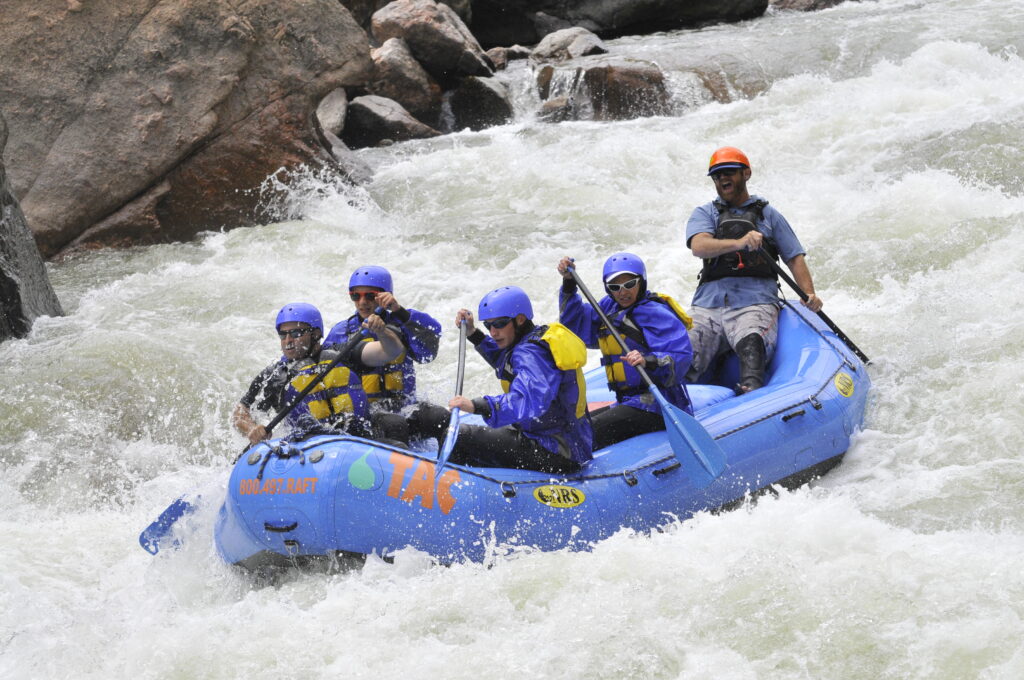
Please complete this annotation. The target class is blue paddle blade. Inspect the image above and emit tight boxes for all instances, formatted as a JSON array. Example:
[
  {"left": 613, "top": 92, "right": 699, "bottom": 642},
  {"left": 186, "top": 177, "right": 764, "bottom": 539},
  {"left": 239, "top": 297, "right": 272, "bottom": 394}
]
[
  {"left": 657, "top": 395, "right": 727, "bottom": 489},
  {"left": 434, "top": 408, "right": 461, "bottom": 478},
  {"left": 139, "top": 495, "right": 198, "bottom": 555}
]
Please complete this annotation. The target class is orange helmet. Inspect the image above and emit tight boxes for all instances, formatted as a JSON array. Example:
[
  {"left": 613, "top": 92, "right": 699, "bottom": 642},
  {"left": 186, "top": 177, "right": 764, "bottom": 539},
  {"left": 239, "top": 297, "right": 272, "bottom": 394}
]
[{"left": 707, "top": 147, "right": 751, "bottom": 176}]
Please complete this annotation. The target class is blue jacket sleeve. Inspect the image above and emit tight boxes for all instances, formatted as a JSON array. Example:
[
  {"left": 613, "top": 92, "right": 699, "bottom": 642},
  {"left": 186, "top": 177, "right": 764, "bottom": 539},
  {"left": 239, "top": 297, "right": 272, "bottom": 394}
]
[
  {"left": 558, "top": 284, "right": 602, "bottom": 348},
  {"left": 632, "top": 302, "right": 693, "bottom": 387},
  {"left": 482, "top": 343, "right": 561, "bottom": 429},
  {"left": 392, "top": 307, "right": 441, "bottom": 363}
]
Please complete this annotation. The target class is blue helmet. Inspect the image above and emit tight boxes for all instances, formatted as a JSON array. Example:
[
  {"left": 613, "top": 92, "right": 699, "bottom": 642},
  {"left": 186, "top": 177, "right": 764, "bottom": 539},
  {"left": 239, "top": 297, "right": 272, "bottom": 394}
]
[
  {"left": 478, "top": 285, "right": 533, "bottom": 321},
  {"left": 603, "top": 252, "right": 646, "bottom": 283},
  {"left": 275, "top": 302, "right": 323, "bottom": 336},
  {"left": 349, "top": 265, "right": 393, "bottom": 292}
]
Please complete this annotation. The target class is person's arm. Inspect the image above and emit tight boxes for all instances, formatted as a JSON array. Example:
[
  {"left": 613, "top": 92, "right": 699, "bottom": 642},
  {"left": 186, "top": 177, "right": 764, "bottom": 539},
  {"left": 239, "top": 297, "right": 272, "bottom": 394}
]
[
  {"left": 376, "top": 293, "right": 442, "bottom": 362},
  {"left": 784, "top": 254, "right": 823, "bottom": 312},
  {"left": 479, "top": 345, "right": 560, "bottom": 428},
  {"left": 356, "top": 314, "right": 406, "bottom": 366},
  {"left": 623, "top": 305, "right": 693, "bottom": 384},
  {"left": 231, "top": 403, "right": 269, "bottom": 445},
  {"left": 557, "top": 255, "right": 602, "bottom": 347},
  {"left": 689, "top": 231, "right": 764, "bottom": 258}
]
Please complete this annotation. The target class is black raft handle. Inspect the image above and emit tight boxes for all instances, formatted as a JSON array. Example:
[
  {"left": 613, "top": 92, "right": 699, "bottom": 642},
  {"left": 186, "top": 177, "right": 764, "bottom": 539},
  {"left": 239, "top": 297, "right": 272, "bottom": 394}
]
[
  {"left": 264, "top": 521, "right": 298, "bottom": 533},
  {"left": 652, "top": 461, "right": 682, "bottom": 477}
]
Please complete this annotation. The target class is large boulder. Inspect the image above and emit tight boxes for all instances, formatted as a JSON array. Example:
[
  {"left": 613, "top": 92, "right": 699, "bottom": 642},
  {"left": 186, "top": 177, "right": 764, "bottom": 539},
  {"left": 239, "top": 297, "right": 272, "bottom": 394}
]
[
  {"left": 341, "top": 95, "right": 442, "bottom": 148},
  {"left": 535, "top": 59, "right": 671, "bottom": 122},
  {"left": 369, "top": 38, "right": 444, "bottom": 127},
  {"left": 530, "top": 27, "right": 608, "bottom": 62},
  {"left": 1, "top": 113, "right": 62, "bottom": 342},
  {"left": 371, "top": 0, "right": 493, "bottom": 84},
  {"left": 448, "top": 77, "right": 514, "bottom": 131},
  {"left": 0, "top": 0, "right": 373, "bottom": 257},
  {"left": 470, "top": 0, "right": 769, "bottom": 48}
]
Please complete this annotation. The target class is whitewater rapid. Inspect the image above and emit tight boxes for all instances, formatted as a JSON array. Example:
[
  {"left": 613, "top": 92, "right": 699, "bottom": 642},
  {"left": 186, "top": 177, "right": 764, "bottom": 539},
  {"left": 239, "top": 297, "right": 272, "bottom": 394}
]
[{"left": 2, "top": 0, "right": 1023, "bottom": 677}]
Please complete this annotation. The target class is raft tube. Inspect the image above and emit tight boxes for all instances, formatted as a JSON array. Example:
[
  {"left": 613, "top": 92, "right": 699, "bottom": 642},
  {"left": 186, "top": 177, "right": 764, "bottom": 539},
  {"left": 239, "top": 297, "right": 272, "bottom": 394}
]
[{"left": 215, "top": 303, "right": 869, "bottom": 569}]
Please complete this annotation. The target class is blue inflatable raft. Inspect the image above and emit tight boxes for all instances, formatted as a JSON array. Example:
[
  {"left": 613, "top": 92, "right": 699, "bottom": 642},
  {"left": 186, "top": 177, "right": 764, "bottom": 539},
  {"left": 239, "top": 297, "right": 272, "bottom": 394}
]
[{"left": 215, "top": 302, "right": 869, "bottom": 569}]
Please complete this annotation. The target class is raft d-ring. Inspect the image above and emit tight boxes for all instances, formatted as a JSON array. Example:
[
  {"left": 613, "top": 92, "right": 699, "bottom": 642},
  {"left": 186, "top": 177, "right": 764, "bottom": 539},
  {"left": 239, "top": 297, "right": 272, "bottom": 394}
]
[
  {"left": 810, "top": 396, "right": 823, "bottom": 410},
  {"left": 622, "top": 471, "right": 639, "bottom": 487},
  {"left": 500, "top": 481, "right": 517, "bottom": 498}
]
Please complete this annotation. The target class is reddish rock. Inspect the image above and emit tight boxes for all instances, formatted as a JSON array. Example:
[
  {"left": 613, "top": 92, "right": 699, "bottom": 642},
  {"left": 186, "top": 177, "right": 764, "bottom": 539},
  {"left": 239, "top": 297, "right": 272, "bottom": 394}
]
[
  {"left": 372, "top": 0, "right": 493, "bottom": 84},
  {"left": 582, "top": 61, "right": 671, "bottom": 121},
  {"left": 370, "top": 38, "right": 444, "bottom": 127},
  {"left": 1, "top": 0, "right": 373, "bottom": 257}
]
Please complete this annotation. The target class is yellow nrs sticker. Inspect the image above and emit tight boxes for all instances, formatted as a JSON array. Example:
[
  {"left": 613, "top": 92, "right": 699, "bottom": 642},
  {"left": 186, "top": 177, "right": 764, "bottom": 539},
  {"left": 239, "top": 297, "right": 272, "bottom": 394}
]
[
  {"left": 533, "top": 485, "right": 585, "bottom": 508},
  {"left": 835, "top": 372, "right": 855, "bottom": 398}
]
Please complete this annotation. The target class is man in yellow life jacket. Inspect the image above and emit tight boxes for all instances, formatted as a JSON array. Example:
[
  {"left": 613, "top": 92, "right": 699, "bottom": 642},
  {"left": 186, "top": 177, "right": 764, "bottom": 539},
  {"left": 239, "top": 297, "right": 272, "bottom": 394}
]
[
  {"left": 407, "top": 286, "right": 593, "bottom": 473},
  {"left": 232, "top": 302, "right": 405, "bottom": 445},
  {"left": 558, "top": 253, "right": 694, "bottom": 450}
]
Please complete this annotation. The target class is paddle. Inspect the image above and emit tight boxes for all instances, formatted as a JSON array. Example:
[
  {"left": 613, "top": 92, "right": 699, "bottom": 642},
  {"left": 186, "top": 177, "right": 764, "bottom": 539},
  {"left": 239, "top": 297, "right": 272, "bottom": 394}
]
[
  {"left": 758, "top": 248, "right": 870, "bottom": 365},
  {"left": 569, "top": 268, "right": 726, "bottom": 488},
  {"left": 434, "top": 319, "right": 468, "bottom": 478},
  {"left": 138, "top": 325, "right": 370, "bottom": 555}
]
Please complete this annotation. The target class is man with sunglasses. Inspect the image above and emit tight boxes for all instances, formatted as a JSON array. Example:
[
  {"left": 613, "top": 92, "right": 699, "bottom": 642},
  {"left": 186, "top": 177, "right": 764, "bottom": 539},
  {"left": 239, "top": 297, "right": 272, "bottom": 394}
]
[
  {"left": 557, "top": 252, "right": 693, "bottom": 449},
  {"left": 685, "top": 146, "right": 823, "bottom": 394},
  {"left": 324, "top": 265, "right": 441, "bottom": 414},
  {"left": 407, "top": 286, "right": 593, "bottom": 473},
  {"left": 232, "top": 302, "right": 405, "bottom": 445}
]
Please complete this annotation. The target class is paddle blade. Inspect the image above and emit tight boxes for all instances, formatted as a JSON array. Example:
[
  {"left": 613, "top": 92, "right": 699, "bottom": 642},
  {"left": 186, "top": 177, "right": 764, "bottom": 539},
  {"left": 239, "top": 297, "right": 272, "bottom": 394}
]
[
  {"left": 660, "top": 401, "right": 727, "bottom": 489},
  {"left": 434, "top": 408, "right": 461, "bottom": 478},
  {"left": 138, "top": 496, "right": 198, "bottom": 555}
]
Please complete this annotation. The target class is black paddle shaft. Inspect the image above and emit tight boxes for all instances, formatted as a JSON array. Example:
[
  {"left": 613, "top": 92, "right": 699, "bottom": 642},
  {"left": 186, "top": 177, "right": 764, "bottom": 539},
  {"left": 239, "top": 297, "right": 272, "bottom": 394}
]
[
  {"left": 758, "top": 248, "right": 870, "bottom": 365},
  {"left": 568, "top": 269, "right": 659, "bottom": 390}
]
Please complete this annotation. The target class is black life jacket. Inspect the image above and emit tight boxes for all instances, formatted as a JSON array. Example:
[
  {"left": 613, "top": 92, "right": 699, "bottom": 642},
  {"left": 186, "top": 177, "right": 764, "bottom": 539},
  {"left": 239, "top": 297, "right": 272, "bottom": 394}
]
[{"left": 698, "top": 199, "right": 780, "bottom": 285}]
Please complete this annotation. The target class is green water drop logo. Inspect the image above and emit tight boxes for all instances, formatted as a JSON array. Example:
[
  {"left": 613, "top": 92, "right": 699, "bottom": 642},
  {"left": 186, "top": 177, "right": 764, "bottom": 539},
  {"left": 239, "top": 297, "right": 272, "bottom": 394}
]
[{"left": 348, "top": 452, "right": 376, "bottom": 490}]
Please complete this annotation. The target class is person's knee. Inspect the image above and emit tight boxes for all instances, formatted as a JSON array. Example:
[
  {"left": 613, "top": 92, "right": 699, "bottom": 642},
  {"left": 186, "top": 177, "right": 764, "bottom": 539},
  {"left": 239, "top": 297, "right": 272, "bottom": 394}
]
[{"left": 735, "top": 333, "right": 767, "bottom": 393}]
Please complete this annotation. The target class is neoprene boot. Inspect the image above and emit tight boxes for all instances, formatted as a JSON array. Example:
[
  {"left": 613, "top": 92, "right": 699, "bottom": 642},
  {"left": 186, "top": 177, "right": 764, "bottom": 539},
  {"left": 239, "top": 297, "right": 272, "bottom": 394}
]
[{"left": 735, "top": 333, "right": 767, "bottom": 393}]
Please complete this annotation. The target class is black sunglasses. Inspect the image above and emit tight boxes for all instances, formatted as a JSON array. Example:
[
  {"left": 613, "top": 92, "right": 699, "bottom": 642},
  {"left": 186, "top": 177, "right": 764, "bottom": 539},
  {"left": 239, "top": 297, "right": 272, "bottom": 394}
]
[
  {"left": 606, "top": 277, "right": 641, "bottom": 293},
  {"left": 483, "top": 317, "right": 513, "bottom": 330},
  {"left": 711, "top": 168, "right": 742, "bottom": 180},
  {"left": 278, "top": 327, "right": 314, "bottom": 339},
  {"left": 350, "top": 291, "right": 377, "bottom": 302}
]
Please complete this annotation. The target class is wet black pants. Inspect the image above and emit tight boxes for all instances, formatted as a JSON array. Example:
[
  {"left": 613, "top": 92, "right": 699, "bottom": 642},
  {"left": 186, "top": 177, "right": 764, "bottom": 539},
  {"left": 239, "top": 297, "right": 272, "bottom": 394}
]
[
  {"left": 408, "top": 403, "right": 580, "bottom": 475},
  {"left": 591, "top": 404, "right": 665, "bottom": 451}
]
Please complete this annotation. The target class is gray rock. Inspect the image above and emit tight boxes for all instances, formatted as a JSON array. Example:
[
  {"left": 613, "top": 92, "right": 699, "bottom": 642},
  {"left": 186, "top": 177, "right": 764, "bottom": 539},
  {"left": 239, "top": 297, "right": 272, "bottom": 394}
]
[
  {"left": 316, "top": 89, "right": 349, "bottom": 138},
  {"left": 531, "top": 27, "right": 608, "bottom": 62},
  {"left": 372, "top": 0, "right": 493, "bottom": 83},
  {"left": 535, "top": 60, "right": 670, "bottom": 122},
  {"left": 448, "top": 77, "right": 514, "bottom": 131},
  {"left": 1, "top": 114, "right": 62, "bottom": 342},
  {"left": 485, "top": 44, "right": 532, "bottom": 71},
  {"left": 342, "top": 95, "right": 442, "bottom": 148},
  {"left": 370, "top": 38, "right": 444, "bottom": 126}
]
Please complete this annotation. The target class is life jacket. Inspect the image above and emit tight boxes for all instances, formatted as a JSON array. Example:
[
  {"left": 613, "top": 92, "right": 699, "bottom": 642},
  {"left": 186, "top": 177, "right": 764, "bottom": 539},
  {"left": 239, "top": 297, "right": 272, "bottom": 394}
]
[
  {"left": 597, "top": 293, "right": 692, "bottom": 400},
  {"left": 282, "top": 348, "right": 369, "bottom": 428},
  {"left": 498, "top": 323, "right": 588, "bottom": 419},
  {"left": 698, "top": 199, "right": 779, "bottom": 285}
]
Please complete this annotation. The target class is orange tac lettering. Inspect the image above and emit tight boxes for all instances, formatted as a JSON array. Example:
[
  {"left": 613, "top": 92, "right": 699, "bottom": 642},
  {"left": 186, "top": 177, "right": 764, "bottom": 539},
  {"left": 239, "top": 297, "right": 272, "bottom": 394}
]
[
  {"left": 387, "top": 452, "right": 416, "bottom": 498},
  {"left": 436, "top": 469, "right": 461, "bottom": 515},
  {"left": 400, "top": 460, "right": 436, "bottom": 509}
]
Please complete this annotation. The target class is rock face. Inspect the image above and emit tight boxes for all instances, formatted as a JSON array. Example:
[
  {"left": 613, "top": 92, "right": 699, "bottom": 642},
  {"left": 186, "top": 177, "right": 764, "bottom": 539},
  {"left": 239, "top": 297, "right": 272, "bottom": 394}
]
[
  {"left": 0, "top": 0, "right": 373, "bottom": 257},
  {"left": 1, "top": 113, "right": 62, "bottom": 342},
  {"left": 471, "top": 0, "right": 769, "bottom": 47},
  {"left": 448, "top": 77, "right": 514, "bottom": 131}
]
